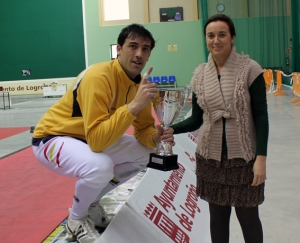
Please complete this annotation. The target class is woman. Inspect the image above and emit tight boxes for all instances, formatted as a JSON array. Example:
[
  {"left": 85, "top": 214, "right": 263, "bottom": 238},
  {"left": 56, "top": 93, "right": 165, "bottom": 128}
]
[{"left": 163, "top": 14, "right": 268, "bottom": 243}]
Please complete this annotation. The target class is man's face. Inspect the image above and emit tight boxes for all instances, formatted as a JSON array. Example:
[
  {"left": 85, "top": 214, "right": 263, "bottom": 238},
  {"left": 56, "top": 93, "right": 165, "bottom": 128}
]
[{"left": 117, "top": 35, "right": 152, "bottom": 79}]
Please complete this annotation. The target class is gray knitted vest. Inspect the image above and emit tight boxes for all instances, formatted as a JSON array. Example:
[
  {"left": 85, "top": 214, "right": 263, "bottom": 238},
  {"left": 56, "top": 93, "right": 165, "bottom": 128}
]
[{"left": 191, "top": 46, "right": 263, "bottom": 162}]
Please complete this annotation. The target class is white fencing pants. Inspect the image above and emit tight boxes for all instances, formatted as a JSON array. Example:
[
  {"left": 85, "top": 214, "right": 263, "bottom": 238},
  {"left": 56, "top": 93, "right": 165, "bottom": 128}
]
[{"left": 32, "top": 134, "right": 154, "bottom": 219}]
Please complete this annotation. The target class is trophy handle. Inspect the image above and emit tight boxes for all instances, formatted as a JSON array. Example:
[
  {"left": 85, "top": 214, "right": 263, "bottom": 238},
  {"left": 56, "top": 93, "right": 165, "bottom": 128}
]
[{"left": 183, "top": 84, "right": 191, "bottom": 103}]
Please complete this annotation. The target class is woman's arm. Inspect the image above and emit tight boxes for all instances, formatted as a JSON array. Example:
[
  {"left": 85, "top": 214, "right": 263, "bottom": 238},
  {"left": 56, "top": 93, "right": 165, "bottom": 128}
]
[
  {"left": 249, "top": 73, "right": 269, "bottom": 186},
  {"left": 161, "top": 93, "right": 203, "bottom": 143},
  {"left": 171, "top": 93, "right": 204, "bottom": 134}
]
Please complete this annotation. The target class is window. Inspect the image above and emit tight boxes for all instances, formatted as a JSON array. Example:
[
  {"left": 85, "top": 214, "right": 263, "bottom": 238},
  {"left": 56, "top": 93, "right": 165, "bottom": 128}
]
[
  {"left": 99, "top": 0, "right": 146, "bottom": 26},
  {"left": 98, "top": 0, "right": 198, "bottom": 26},
  {"left": 103, "top": 0, "right": 129, "bottom": 21}
]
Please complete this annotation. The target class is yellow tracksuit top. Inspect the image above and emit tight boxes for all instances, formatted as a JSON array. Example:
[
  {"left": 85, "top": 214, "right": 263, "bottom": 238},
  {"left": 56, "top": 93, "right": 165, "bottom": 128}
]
[{"left": 33, "top": 59, "right": 157, "bottom": 152}]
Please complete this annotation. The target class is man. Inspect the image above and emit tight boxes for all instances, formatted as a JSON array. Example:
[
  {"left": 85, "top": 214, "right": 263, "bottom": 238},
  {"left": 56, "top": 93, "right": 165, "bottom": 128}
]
[{"left": 32, "top": 24, "right": 162, "bottom": 243}]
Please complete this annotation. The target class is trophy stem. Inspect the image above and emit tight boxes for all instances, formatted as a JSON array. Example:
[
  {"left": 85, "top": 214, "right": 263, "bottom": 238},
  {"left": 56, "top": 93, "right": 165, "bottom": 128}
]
[
  {"left": 162, "top": 125, "right": 170, "bottom": 131},
  {"left": 156, "top": 137, "right": 173, "bottom": 156}
]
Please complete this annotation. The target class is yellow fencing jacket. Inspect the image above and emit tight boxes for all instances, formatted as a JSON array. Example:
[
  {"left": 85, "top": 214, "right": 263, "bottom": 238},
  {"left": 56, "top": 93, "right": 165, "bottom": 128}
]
[{"left": 33, "top": 59, "right": 157, "bottom": 152}]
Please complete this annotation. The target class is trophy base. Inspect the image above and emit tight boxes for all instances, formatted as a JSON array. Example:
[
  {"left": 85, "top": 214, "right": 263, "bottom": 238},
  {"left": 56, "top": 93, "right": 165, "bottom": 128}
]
[{"left": 147, "top": 153, "right": 179, "bottom": 171}]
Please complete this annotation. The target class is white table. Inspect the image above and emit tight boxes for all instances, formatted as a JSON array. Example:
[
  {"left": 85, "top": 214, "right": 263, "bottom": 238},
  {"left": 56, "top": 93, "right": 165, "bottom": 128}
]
[{"left": 43, "top": 84, "right": 67, "bottom": 97}]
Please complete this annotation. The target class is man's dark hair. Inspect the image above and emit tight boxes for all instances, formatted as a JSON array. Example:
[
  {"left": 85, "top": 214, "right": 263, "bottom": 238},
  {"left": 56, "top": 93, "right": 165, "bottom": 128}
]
[
  {"left": 117, "top": 24, "right": 155, "bottom": 50},
  {"left": 204, "top": 14, "right": 236, "bottom": 37}
]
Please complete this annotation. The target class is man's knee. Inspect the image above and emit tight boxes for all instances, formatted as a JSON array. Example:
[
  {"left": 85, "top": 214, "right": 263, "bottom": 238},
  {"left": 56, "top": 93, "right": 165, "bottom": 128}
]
[
  {"left": 82, "top": 156, "right": 114, "bottom": 188},
  {"left": 134, "top": 154, "right": 151, "bottom": 167},
  {"left": 131, "top": 137, "right": 155, "bottom": 166}
]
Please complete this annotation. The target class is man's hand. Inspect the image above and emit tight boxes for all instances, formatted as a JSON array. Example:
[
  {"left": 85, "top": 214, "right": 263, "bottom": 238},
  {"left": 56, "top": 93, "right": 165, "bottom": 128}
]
[
  {"left": 127, "top": 67, "right": 157, "bottom": 116},
  {"left": 251, "top": 155, "right": 267, "bottom": 186},
  {"left": 152, "top": 124, "right": 163, "bottom": 144}
]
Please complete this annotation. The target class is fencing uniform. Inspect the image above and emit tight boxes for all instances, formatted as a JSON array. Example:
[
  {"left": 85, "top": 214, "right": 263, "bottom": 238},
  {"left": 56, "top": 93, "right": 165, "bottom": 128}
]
[{"left": 32, "top": 58, "right": 157, "bottom": 219}]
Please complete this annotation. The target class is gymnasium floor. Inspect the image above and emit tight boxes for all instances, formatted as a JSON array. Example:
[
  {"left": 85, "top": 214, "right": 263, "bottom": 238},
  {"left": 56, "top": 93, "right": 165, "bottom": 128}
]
[{"left": 1, "top": 87, "right": 300, "bottom": 243}]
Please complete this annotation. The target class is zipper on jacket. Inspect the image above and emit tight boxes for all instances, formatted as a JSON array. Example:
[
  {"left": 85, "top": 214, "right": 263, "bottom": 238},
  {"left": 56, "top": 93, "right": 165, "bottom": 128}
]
[{"left": 125, "top": 85, "right": 132, "bottom": 104}]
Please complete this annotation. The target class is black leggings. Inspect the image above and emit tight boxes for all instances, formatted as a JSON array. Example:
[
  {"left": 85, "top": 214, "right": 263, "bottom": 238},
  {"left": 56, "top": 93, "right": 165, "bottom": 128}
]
[{"left": 209, "top": 203, "right": 263, "bottom": 243}]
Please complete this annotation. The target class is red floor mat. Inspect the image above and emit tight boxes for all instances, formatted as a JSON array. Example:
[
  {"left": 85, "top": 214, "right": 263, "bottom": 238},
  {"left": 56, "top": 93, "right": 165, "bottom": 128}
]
[
  {"left": 0, "top": 127, "right": 30, "bottom": 140},
  {"left": 0, "top": 147, "right": 76, "bottom": 243},
  {"left": 0, "top": 109, "right": 159, "bottom": 242}
]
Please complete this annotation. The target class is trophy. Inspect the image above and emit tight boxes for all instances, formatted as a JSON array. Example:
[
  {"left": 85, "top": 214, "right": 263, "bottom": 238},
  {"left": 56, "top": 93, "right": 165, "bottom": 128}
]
[{"left": 147, "top": 85, "right": 191, "bottom": 171}]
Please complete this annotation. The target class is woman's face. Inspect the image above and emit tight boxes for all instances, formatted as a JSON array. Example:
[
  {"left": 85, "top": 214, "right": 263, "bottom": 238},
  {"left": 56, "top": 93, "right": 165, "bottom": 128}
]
[{"left": 205, "top": 20, "right": 235, "bottom": 59}]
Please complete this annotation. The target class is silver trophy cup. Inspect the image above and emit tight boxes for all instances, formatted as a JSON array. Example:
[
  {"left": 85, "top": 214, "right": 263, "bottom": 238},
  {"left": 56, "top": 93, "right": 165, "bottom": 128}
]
[{"left": 147, "top": 85, "right": 191, "bottom": 171}]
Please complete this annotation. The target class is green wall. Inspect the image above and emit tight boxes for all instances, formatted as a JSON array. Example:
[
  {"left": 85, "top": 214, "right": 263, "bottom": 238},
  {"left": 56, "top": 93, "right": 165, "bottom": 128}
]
[
  {"left": 1, "top": 0, "right": 297, "bottom": 84},
  {"left": 84, "top": 0, "right": 206, "bottom": 88},
  {"left": 233, "top": 17, "right": 291, "bottom": 73},
  {"left": 0, "top": 0, "right": 85, "bottom": 81}
]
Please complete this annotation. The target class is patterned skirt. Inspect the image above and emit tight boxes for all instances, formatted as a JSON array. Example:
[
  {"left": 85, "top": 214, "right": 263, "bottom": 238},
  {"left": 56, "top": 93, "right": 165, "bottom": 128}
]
[{"left": 195, "top": 153, "right": 264, "bottom": 207}]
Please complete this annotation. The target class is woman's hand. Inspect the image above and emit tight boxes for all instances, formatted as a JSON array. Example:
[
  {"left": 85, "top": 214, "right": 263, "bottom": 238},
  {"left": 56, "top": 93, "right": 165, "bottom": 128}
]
[
  {"left": 161, "top": 128, "right": 175, "bottom": 146},
  {"left": 251, "top": 155, "right": 267, "bottom": 186}
]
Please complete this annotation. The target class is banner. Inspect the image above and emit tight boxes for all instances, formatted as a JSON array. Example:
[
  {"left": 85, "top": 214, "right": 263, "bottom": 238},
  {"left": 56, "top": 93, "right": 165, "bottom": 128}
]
[
  {"left": 0, "top": 78, "right": 74, "bottom": 95},
  {"left": 98, "top": 133, "right": 211, "bottom": 243}
]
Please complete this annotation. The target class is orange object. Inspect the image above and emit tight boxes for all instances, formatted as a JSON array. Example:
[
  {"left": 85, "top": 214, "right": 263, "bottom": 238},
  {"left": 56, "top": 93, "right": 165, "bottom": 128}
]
[
  {"left": 263, "top": 69, "right": 274, "bottom": 92},
  {"left": 290, "top": 73, "right": 300, "bottom": 105},
  {"left": 273, "top": 70, "right": 287, "bottom": 96}
]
